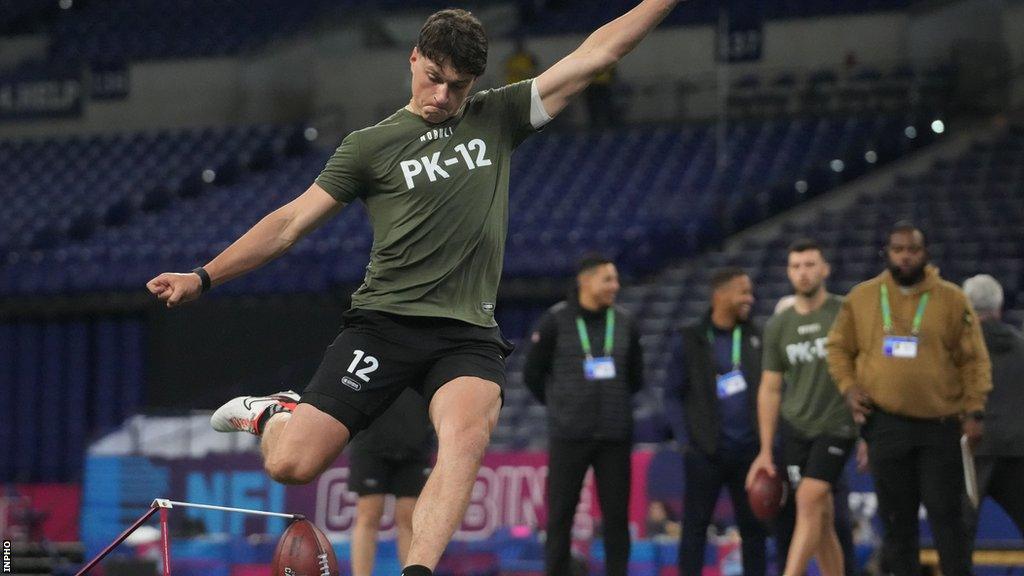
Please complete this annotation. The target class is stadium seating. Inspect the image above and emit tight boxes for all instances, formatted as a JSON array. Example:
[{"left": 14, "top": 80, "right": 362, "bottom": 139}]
[
  {"left": 0, "top": 114, "right": 926, "bottom": 477},
  {"left": 23, "top": 0, "right": 496, "bottom": 63},
  {"left": 5, "top": 0, "right": 913, "bottom": 63},
  {"left": 47, "top": 0, "right": 331, "bottom": 62},
  {"left": 9, "top": 117, "right": 1021, "bottom": 471},
  {"left": 524, "top": 0, "right": 911, "bottom": 36},
  {"left": 0, "top": 114, "right": 921, "bottom": 297}
]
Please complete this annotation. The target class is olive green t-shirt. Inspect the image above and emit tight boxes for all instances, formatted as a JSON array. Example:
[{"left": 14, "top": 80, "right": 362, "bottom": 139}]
[
  {"left": 763, "top": 294, "right": 856, "bottom": 438},
  {"left": 315, "top": 80, "right": 538, "bottom": 327}
]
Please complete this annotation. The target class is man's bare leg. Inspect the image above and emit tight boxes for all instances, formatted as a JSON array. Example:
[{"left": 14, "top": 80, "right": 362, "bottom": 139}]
[
  {"left": 815, "top": 506, "right": 845, "bottom": 576},
  {"left": 404, "top": 377, "right": 501, "bottom": 569},
  {"left": 352, "top": 494, "right": 386, "bottom": 576},
  {"left": 784, "top": 478, "right": 844, "bottom": 576},
  {"left": 395, "top": 496, "right": 417, "bottom": 564},
  {"left": 261, "top": 403, "right": 351, "bottom": 484}
]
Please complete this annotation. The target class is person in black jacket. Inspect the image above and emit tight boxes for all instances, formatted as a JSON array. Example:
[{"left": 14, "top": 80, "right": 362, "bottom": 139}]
[
  {"left": 962, "top": 274, "right": 1024, "bottom": 540},
  {"left": 523, "top": 253, "right": 644, "bottom": 576},
  {"left": 663, "top": 267, "right": 767, "bottom": 576}
]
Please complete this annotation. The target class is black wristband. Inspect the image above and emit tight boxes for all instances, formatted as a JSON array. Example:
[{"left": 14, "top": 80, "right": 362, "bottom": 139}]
[
  {"left": 968, "top": 410, "right": 985, "bottom": 422},
  {"left": 191, "top": 267, "right": 211, "bottom": 293}
]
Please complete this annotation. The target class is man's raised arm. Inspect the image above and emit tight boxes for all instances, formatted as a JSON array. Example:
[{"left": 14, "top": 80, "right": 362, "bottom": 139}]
[{"left": 535, "top": 0, "right": 680, "bottom": 119}]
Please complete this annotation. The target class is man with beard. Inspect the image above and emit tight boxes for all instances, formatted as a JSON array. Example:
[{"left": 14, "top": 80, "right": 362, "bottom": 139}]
[
  {"left": 747, "top": 239, "right": 856, "bottom": 576},
  {"left": 826, "top": 222, "right": 991, "bottom": 576},
  {"left": 664, "top": 267, "right": 767, "bottom": 576}
]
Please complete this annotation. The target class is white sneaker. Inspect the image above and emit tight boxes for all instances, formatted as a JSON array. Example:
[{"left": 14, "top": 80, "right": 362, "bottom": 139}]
[{"left": 210, "top": 391, "right": 300, "bottom": 435}]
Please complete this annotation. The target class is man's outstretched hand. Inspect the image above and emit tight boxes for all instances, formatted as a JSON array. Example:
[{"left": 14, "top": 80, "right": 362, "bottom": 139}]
[{"left": 147, "top": 272, "right": 203, "bottom": 308}]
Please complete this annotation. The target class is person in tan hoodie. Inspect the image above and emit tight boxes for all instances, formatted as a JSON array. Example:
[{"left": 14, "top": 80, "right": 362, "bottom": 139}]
[{"left": 826, "top": 222, "right": 991, "bottom": 576}]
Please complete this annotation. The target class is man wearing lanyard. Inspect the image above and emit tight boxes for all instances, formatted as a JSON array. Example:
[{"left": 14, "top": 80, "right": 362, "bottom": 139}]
[
  {"left": 663, "top": 267, "right": 766, "bottom": 576},
  {"left": 523, "top": 253, "right": 644, "bottom": 576},
  {"left": 827, "top": 222, "right": 991, "bottom": 576}
]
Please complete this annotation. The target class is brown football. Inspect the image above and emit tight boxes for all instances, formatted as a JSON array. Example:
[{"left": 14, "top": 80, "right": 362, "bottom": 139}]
[
  {"left": 747, "top": 469, "right": 788, "bottom": 522},
  {"left": 271, "top": 519, "right": 338, "bottom": 576}
]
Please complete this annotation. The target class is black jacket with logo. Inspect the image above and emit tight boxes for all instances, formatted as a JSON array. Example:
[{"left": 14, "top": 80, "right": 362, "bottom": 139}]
[{"left": 523, "top": 300, "right": 644, "bottom": 441}]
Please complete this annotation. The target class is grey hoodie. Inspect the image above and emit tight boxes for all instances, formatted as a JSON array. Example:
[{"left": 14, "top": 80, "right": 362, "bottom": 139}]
[{"left": 976, "top": 320, "right": 1024, "bottom": 457}]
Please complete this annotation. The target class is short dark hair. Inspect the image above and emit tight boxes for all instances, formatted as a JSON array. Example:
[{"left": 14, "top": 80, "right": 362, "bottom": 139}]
[
  {"left": 417, "top": 9, "right": 488, "bottom": 77},
  {"left": 887, "top": 220, "right": 927, "bottom": 246},
  {"left": 788, "top": 238, "right": 827, "bottom": 260},
  {"left": 710, "top": 267, "right": 748, "bottom": 291},
  {"left": 577, "top": 253, "right": 613, "bottom": 275}
]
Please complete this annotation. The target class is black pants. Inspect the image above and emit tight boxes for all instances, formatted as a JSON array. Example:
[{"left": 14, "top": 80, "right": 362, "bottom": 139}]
[
  {"left": 965, "top": 456, "right": 1024, "bottom": 541},
  {"left": 545, "top": 438, "right": 632, "bottom": 576},
  {"left": 679, "top": 446, "right": 767, "bottom": 576},
  {"left": 863, "top": 411, "right": 971, "bottom": 576},
  {"left": 773, "top": 475, "right": 856, "bottom": 576}
]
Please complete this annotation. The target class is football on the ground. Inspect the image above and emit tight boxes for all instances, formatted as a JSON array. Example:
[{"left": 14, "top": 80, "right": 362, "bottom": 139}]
[
  {"left": 747, "top": 469, "right": 787, "bottom": 522},
  {"left": 271, "top": 519, "right": 338, "bottom": 576}
]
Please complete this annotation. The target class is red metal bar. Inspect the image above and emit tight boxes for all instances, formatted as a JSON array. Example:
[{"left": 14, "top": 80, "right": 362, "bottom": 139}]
[
  {"left": 74, "top": 505, "right": 159, "bottom": 576},
  {"left": 160, "top": 507, "right": 171, "bottom": 576}
]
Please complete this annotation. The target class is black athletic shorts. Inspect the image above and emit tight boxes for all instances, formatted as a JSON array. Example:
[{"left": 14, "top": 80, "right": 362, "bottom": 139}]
[
  {"left": 348, "top": 449, "right": 432, "bottom": 497},
  {"left": 781, "top": 422, "right": 855, "bottom": 486},
  {"left": 301, "top": 309, "right": 513, "bottom": 434}
]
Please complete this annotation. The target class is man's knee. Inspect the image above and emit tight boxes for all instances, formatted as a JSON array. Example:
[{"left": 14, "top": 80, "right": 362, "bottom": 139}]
[
  {"left": 264, "top": 452, "right": 323, "bottom": 485},
  {"left": 432, "top": 378, "right": 502, "bottom": 458},
  {"left": 437, "top": 412, "right": 493, "bottom": 458},
  {"left": 796, "top": 480, "right": 833, "bottom": 515}
]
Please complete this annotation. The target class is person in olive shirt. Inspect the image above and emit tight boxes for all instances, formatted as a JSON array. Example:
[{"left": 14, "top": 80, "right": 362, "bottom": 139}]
[
  {"left": 746, "top": 240, "right": 855, "bottom": 576},
  {"left": 826, "top": 222, "right": 991, "bottom": 576},
  {"left": 349, "top": 389, "right": 434, "bottom": 576},
  {"left": 146, "top": 4, "right": 683, "bottom": 575},
  {"left": 664, "top": 267, "right": 767, "bottom": 576},
  {"left": 523, "top": 254, "right": 644, "bottom": 576}
]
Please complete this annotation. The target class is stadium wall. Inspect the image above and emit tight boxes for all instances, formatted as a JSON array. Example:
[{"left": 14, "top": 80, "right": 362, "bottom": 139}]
[
  {"left": 0, "top": 34, "right": 46, "bottom": 70},
  {"left": 3, "top": 3, "right": 1022, "bottom": 138},
  {"left": 0, "top": 10, "right": 953, "bottom": 138}
]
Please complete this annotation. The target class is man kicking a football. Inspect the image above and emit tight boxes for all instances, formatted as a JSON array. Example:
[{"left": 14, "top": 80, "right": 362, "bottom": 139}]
[{"left": 147, "top": 2, "right": 681, "bottom": 574}]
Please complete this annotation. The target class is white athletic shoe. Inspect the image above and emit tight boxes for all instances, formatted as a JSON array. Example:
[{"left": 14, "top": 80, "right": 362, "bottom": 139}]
[{"left": 210, "top": 391, "right": 300, "bottom": 435}]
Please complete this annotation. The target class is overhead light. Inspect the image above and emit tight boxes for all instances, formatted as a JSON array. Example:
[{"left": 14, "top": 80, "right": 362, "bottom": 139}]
[
  {"left": 864, "top": 150, "right": 878, "bottom": 164},
  {"left": 931, "top": 119, "right": 945, "bottom": 134},
  {"left": 795, "top": 180, "right": 808, "bottom": 194},
  {"left": 904, "top": 126, "right": 918, "bottom": 139},
  {"left": 304, "top": 127, "right": 319, "bottom": 141},
  {"left": 202, "top": 169, "right": 216, "bottom": 183},
  {"left": 58, "top": 0, "right": 73, "bottom": 9},
  {"left": 830, "top": 159, "right": 845, "bottom": 173}
]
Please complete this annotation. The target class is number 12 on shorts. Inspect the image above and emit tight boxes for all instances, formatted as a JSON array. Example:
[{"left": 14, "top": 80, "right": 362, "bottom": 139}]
[{"left": 347, "top": 349, "right": 380, "bottom": 383}]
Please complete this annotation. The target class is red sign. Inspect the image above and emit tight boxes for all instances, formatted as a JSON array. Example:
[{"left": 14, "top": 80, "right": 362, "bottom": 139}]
[{"left": 2, "top": 484, "right": 80, "bottom": 542}]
